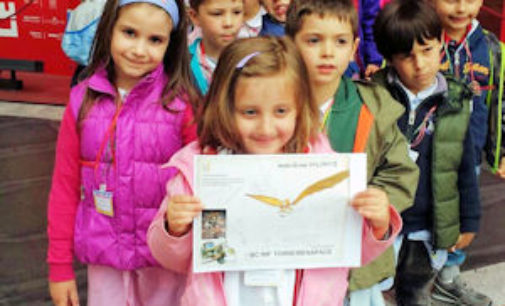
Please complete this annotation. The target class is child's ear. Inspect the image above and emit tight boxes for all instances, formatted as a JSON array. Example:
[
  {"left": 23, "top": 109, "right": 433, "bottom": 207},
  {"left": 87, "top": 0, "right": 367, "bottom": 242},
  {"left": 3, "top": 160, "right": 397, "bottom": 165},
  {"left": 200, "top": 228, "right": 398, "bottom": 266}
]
[
  {"left": 188, "top": 8, "right": 200, "bottom": 27},
  {"left": 351, "top": 37, "right": 360, "bottom": 60}
]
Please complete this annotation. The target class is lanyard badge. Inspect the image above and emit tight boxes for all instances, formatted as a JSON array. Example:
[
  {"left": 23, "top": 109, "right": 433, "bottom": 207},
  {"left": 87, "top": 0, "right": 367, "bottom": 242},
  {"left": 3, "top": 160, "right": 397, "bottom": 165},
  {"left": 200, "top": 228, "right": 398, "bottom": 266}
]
[{"left": 93, "top": 183, "right": 114, "bottom": 216}]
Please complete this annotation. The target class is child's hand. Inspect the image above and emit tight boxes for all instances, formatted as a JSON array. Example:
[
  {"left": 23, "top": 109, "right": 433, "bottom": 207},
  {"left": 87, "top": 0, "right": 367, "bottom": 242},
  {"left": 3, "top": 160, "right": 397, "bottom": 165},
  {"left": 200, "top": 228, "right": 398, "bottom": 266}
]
[
  {"left": 49, "top": 279, "right": 80, "bottom": 306},
  {"left": 351, "top": 187, "right": 390, "bottom": 239},
  {"left": 449, "top": 232, "right": 475, "bottom": 252},
  {"left": 364, "top": 64, "right": 381, "bottom": 79},
  {"left": 496, "top": 156, "right": 505, "bottom": 179},
  {"left": 166, "top": 194, "right": 203, "bottom": 236}
]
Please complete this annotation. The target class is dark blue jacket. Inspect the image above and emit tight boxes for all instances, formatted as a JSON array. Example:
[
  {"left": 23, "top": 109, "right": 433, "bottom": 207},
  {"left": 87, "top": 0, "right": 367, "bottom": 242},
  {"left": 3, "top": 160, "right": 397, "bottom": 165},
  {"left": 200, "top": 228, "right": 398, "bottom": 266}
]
[
  {"left": 356, "top": 0, "right": 383, "bottom": 69},
  {"left": 440, "top": 20, "right": 491, "bottom": 166},
  {"left": 259, "top": 14, "right": 285, "bottom": 37}
]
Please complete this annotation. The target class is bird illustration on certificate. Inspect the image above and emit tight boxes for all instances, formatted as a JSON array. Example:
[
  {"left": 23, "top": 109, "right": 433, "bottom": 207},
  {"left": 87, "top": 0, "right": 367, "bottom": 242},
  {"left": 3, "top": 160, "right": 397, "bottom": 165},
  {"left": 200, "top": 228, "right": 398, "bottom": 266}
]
[{"left": 193, "top": 153, "right": 366, "bottom": 273}]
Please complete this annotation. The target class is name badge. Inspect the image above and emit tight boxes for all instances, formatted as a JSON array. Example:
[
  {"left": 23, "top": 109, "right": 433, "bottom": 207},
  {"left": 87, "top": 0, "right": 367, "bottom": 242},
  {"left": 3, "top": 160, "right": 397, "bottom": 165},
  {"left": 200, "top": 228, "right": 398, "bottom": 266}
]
[
  {"left": 93, "top": 184, "right": 114, "bottom": 216},
  {"left": 244, "top": 270, "right": 282, "bottom": 287}
]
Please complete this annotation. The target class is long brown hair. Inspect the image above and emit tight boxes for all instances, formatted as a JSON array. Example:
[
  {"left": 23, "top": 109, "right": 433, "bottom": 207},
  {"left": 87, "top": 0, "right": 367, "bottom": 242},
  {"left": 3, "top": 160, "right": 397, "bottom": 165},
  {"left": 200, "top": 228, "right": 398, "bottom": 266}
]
[
  {"left": 198, "top": 36, "right": 319, "bottom": 153},
  {"left": 78, "top": 0, "right": 199, "bottom": 121}
]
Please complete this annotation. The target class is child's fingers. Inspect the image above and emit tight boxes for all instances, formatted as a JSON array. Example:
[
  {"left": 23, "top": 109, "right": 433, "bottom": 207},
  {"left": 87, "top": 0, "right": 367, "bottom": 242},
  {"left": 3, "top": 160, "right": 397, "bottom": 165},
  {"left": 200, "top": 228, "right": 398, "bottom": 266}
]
[
  {"left": 171, "top": 194, "right": 201, "bottom": 204},
  {"left": 170, "top": 201, "right": 203, "bottom": 213}
]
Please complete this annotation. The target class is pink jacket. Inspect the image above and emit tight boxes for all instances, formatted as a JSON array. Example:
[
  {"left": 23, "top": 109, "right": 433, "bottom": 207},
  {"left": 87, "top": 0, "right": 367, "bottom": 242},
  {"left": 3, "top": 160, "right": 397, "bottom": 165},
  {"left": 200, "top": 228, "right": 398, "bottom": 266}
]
[{"left": 147, "top": 136, "right": 402, "bottom": 306}]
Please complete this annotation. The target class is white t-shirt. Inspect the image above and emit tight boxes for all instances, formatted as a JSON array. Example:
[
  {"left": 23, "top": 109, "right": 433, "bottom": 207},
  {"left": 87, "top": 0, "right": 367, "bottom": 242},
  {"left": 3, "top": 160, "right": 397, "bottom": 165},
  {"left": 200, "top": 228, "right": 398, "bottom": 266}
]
[{"left": 224, "top": 270, "right": 295, "bottom": 306}]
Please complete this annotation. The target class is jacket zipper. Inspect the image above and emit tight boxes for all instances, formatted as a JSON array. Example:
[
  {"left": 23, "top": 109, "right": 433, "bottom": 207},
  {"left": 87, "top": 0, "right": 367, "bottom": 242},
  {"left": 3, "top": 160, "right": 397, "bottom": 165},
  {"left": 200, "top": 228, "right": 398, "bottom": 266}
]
[{"left": 406, "top": 108, "right": 416, "bottom": 142}]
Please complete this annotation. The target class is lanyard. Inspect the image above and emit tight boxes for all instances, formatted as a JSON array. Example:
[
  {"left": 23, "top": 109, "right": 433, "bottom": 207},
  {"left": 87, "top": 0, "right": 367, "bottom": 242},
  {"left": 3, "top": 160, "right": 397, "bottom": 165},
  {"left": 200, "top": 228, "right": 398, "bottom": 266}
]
[
  {"left": 198, "top": 41, "right": 214, "bottom": 83},
  {"left": 441, "top": 29, "right": 494, "bottom": 92},
  {"left": 410, "top": 105, "right": 437, "bottom": 148},
  {"left": 319, "top": 98, "right": 335, "bottom": 133},
  {"left": 81, "top": 104, "right": 123, "bottom": 184}
]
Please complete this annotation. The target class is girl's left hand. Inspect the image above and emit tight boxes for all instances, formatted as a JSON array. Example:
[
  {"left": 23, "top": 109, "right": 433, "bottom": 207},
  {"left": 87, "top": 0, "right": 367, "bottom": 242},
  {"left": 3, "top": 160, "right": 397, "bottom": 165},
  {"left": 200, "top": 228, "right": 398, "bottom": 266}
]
[{"left": 351, "top": 187, "right": 390, "bottom": 239}]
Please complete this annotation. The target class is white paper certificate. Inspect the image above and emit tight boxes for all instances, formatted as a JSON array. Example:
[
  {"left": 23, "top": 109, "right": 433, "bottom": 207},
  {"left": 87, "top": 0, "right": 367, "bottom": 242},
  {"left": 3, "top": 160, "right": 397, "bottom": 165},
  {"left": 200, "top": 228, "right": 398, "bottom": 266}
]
[{"left": 193, "top": 153, "right": 366, "bottom": 273}]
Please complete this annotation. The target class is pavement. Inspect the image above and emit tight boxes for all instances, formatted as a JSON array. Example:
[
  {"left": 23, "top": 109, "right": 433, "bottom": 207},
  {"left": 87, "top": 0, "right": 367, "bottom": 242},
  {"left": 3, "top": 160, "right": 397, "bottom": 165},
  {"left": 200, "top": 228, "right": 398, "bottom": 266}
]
[{"left": 1, "top": 100, "right": 504, "bottom": 305}]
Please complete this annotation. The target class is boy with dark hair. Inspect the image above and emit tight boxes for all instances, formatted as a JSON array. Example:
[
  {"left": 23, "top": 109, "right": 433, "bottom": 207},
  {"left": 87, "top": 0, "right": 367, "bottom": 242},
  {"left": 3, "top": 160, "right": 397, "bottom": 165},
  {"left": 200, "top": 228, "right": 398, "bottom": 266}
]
[
  {"left": 373, "top": 0, "right": 484, "bottom": 304},
  {"left": 286, "top": 0, "right": 419, "bottom": 304}
]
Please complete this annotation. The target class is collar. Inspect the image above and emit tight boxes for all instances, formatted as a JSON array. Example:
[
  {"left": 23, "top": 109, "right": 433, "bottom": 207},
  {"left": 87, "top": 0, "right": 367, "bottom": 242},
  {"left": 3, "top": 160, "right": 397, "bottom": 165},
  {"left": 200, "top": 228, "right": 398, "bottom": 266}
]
[
  {"left": 87, "top": 63, "right": 165, "bottom": 96},
  {"left": 386, "top": 69, "right": 448, "bottom": 108},
  {"left": 246, "top": 6, "right": 266, "bottom": 28}
]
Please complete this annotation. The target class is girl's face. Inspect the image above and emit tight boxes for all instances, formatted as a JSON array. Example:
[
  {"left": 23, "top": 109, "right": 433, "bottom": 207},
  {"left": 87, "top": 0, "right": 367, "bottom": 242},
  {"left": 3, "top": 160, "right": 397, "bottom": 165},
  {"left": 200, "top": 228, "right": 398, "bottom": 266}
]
[
  {"left": 111, "top": 3, "right": 172, "bottom": 90},
  {"left": 234, "top": 73, "right": 298, "bottom": 154}
]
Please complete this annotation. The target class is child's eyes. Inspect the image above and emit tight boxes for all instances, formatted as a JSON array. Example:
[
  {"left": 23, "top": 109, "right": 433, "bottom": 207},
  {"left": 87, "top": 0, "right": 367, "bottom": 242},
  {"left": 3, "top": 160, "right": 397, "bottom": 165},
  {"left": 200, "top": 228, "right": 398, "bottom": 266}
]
[
  {"left": 306, "top": 37, "right": 319, "bottom": 44},
  {"left": 275, "top": 107, "right": 290, "bottom": 116},
  {"left": 233, "top": 9, "right": 243, "bottom": 15},
  {"left": 423, "top": 46, "right": 433, "bottom": 53},
  {"left": 242, "top": 109, "right": 257, "bottom": 116},
  {"left": 123, "top": 28, "right": 136, "bottom": 37},
  {"left": 150, "top": 36, "right": 163, "bottom": 44},
  {"left": 209, "top": 10, "right": 223, "bottom": 16},
  {"left": 336, "top": 38, "right": 348, "bottom": 45}
]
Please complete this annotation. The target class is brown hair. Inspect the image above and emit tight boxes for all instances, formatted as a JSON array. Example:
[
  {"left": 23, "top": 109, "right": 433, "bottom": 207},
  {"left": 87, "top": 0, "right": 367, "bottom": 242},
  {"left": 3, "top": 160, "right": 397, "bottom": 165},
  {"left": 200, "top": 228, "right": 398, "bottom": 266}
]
[
  {"left": 285, "top": 0, "right": 358, "bottom": 38},
  {"left": 198, "top": 36, "right": 319, "bottom": 153},
  {"left": 373, "top": 0, "right": 442, "bottom": 60},
  {"left": 78, "top": 0, "right": 199, "bottom": 121}
]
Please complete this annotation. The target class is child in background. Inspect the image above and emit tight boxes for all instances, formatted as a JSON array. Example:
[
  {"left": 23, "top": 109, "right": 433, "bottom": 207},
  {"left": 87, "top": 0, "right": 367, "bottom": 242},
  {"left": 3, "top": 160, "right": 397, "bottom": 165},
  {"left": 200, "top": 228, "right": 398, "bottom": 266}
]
[
  {"left": 259, "top": 0, "right": 290, "bottom": 36},
  {"left": 373, "top": 1, "right": 482, "bottom": 304},
  {"left": 431, "top": 0, "right": 503, "bottom": 303},
  {"left": 434, "top": 0, "right": 505, "bottom": 180},
  {"left": 238, "top": 0, "right": 266, "bottom": 37},
  {"left": 353, "top": 0, "right": 383, "bottom": 78},
  {"left": 147, "top": 36, "right": 402, "bottom": 306},
  {"left": 188, "top": 0, "right": 264, "bottom": 43},
  {"left": 187, "top": 0, "right": 244, "bottom": 95},
  {"left": 47, "top": 0, "right": 197, "bottom": 305},
  {"left": 286, "top": 0, "right": 418, "bottom": 304}
]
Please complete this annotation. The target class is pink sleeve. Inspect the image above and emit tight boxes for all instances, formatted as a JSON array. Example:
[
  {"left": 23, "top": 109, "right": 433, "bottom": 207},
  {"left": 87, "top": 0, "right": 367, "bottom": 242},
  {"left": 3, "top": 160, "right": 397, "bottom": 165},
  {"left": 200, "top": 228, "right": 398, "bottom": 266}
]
[
  {"left": 47, "top": 106, "right": 81, "bottom": 281},
  {"left": 181, "top": 104, "right": 197, "bottom": 145},
  {"left": 361, "top": 205, "right": 402, "bottom": 266},
  {"left": 147, "top": 173, "right": 193, "bottom": 274}
]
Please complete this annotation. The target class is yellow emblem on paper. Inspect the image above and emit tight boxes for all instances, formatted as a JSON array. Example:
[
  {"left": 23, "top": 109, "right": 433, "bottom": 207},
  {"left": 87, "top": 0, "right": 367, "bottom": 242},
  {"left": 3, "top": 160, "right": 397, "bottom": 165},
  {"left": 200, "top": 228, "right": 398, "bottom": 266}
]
[{"left": 246, "top": 170, "right": 350, "bottom": 213}]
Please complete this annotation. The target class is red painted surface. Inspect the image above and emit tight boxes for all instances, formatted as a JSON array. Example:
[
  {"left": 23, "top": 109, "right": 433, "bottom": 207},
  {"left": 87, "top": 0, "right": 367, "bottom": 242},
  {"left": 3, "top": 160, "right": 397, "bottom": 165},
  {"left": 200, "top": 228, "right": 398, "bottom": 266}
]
[
  {"left": 0, "top": 0, "right": 80, "bottom": 75},
  {"left": 480, "top": 0, "right": 505, "bottom": 42}
]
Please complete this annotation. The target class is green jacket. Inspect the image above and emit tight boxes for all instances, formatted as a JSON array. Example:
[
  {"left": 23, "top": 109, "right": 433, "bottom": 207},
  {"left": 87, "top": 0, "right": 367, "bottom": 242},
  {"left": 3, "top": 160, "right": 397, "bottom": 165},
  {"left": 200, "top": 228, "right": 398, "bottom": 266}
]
[
  {"left": 326, "top": 78, "right": 419, "bottom": 290},
  {"left": 374, "top": 69, "right": 480, "bottom": 248}
]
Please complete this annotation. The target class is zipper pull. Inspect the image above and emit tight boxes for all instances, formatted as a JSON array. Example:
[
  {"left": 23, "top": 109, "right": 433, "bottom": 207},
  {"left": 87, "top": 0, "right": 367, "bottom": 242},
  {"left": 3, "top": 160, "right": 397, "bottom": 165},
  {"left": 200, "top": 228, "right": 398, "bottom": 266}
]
[
  {"left": 408, "top": 109, "right": 416, "bottom": 125},
  {"left": 455, "top": 53, "right": 460, "bottom": 79}
]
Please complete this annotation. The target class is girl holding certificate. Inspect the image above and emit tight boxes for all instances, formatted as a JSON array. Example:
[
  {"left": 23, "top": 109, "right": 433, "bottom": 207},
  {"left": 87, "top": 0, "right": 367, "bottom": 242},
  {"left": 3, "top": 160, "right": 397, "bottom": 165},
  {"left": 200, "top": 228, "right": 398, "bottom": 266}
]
[{"left": 147, "top": 36, "right": 402, "bottom": 306}]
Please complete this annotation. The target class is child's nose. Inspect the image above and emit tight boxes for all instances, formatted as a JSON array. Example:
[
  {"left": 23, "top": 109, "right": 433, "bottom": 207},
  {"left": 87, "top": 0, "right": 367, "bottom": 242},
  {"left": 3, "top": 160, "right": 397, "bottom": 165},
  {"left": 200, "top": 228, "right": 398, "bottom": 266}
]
[
  {"left": 258, "top": 116, "right": 274, "bottom": 135},
  {"left": 223, "top": 13, "right": 233, "bottom": 27},
  {"left": 321, "top": 41, "right": 335, "bottom": 58},
  {"left": 132, "top": 40, "right": 148, "bottom": 56},
  {"left": 456, "top": 0, "right": 467, "bottom": 12}
]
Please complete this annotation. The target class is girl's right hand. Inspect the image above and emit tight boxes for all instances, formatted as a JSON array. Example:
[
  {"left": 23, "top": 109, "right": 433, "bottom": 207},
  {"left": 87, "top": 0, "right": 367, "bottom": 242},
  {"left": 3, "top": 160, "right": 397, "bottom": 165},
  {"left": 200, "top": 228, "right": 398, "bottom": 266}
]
[
  {"left": 166, "top": 195, "right": 203, "bottom": 236},
  {"left": 49, "top": 279, "right": 79, "bottom": 306}
]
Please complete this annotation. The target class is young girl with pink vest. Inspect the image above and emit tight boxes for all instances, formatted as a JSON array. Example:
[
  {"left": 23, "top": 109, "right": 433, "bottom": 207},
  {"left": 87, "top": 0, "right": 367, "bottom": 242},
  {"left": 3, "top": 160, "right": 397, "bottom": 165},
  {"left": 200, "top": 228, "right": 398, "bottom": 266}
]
[
  {"left": 47, "top": 0, "right": 198, "bottom": 304},
  {"left": 147, "top": 36, "right": 402, "bottom": 306}
]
